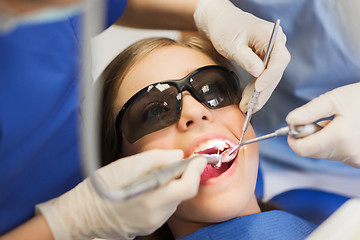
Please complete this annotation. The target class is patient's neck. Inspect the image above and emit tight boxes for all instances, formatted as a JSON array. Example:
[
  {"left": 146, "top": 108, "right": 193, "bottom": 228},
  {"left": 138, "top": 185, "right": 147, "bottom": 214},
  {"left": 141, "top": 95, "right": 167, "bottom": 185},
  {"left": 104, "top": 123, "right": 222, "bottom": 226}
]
[{"left": 168, "top": 195, "right": 261, "bottom": 239}]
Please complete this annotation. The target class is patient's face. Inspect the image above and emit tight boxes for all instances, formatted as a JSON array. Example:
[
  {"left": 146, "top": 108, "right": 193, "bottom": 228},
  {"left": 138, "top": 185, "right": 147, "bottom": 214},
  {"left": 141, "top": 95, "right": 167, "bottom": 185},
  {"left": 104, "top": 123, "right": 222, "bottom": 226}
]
[{"left": 116, "top": 45, "right": 259, "bottom": 235}]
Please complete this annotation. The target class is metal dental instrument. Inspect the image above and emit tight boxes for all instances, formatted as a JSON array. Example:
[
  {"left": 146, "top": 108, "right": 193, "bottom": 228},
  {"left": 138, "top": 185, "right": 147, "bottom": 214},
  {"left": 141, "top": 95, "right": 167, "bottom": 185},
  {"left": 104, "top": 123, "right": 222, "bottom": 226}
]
[
  {"left": 213, "top": 19, "right": 281, "bottom": 168},
  {"left": 238, "top": 19, "right": 281, "bottom": 144},
  {"left": 221, "top": 123, "right": 323, "bottom": 163},
  {"left": 116, "top": 154, "right": 219, "bottom": 200}
]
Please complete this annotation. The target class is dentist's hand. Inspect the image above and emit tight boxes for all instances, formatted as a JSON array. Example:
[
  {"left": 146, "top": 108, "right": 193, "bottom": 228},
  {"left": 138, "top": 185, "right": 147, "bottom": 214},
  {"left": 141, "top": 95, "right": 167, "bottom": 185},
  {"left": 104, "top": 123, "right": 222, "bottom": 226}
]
[
  {"left": 36, "top": 150, "right": 207, "bottom": 240},
  {"left": 194, "top": 0, "right": 290, "bottom": 113},
  {"left": 286, "top": 83, "right": 360, "bottom": 168}
]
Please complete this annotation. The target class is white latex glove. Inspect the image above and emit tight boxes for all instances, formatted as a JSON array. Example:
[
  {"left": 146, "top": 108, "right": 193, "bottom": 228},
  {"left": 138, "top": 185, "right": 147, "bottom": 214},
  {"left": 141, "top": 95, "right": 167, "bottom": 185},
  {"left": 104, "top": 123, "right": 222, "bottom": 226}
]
[
  {"left": 36, "top": 149, "right": 207, "bottom": 240},
  {"left": 194, "top": 0, "right": 291, "bottom": 113},
  {"left": 286, "top": 83, "right": 360, "bottom": 168}
]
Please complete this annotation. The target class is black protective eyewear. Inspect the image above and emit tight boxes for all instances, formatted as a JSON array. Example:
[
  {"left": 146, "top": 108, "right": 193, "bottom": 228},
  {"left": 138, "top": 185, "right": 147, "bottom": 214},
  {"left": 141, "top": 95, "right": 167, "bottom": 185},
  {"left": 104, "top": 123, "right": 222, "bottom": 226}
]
[{"left": 115, "top": 65, "right": 242, "bottom": 143}]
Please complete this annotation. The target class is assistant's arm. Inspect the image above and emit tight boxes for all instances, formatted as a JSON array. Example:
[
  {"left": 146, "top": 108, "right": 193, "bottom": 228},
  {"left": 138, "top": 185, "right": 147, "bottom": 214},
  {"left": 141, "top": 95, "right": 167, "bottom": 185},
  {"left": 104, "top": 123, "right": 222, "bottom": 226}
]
[
  {"left": 116, "top": 0, "right": 198, "bottom": 30},
  {"left": 0, "top": 215, "right": 54, "bottom": 240}
]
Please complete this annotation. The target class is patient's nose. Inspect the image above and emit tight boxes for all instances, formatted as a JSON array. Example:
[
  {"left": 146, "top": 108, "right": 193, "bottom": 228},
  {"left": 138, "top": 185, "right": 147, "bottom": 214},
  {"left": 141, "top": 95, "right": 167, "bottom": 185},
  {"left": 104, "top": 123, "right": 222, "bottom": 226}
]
[{"left": 177, "top": 93, "right": 214, "bottom": 131}]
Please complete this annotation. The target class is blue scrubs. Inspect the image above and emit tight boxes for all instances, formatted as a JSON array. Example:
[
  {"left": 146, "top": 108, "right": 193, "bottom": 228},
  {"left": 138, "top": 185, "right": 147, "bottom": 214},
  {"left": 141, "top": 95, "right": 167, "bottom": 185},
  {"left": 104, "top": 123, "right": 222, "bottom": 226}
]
[
  {"left": 230, "top": 1, "right": 360, "bottom": 180},
  {"left": 0, "top": 0, "right": 126, "bottom": 234},
  {"left": 179, "top": 210, "right": 317, "bottom": 240}
]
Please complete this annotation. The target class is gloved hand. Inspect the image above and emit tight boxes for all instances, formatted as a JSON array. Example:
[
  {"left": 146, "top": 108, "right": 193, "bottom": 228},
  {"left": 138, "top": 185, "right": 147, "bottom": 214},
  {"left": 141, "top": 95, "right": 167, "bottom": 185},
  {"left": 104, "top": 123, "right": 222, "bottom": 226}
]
[
  {"left": 36, "top": 149, "right": 207, "bottom": 240},
  {"left": 286, "top": 83, "right": 360, "bottom": 168},
  {"left": 194, "top": 0, "right": 291, "bottom": 113}
]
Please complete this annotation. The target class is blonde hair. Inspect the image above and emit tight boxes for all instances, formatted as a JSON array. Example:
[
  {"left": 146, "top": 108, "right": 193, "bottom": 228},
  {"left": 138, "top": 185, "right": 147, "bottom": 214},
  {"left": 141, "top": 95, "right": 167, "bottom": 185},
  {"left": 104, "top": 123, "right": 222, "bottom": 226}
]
[{"left": 100, "top": 34, "right": 239, "bottom": 165}]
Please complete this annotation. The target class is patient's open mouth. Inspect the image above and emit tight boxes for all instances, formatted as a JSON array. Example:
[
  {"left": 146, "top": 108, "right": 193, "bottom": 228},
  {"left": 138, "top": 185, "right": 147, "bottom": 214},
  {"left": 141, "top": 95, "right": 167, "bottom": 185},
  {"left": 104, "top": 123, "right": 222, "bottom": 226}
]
[{"left": 193, "top": 139, "right": 235, "bottom": 184}]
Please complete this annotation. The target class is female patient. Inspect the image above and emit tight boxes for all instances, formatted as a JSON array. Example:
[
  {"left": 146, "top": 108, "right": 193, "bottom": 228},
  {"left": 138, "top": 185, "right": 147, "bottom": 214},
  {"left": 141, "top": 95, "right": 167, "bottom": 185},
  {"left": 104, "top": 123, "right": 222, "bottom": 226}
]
[{"left": 100, "top": 35, "right": 316, "bottom": 239}]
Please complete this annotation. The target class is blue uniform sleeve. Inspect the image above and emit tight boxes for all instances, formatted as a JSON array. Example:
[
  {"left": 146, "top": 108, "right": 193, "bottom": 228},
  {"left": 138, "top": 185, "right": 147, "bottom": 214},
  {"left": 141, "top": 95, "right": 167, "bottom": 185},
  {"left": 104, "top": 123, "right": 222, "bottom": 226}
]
[
  {"left": 0, "top": 0, "right": 127, "bottom": 235},
  {"left": 106, "top": 0, "right": 128, "bottom": 27}
]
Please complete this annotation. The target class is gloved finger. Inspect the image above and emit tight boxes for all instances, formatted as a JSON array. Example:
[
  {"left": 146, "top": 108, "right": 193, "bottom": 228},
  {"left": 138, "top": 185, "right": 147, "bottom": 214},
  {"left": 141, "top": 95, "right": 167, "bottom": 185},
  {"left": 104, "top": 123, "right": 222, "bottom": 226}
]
[
  {"left": 286, "top": 92, "right": 337, "bottom": 126},
  {"left": 239, "top": 78, "right": 256, "bottom": 113},
  {"left": 239, "top": 76, "right": 275, "bottom": 113},
  {"left": 98, "top": 149, "right": 184, "bottom": 186},
  {"left": 239, "top": 44, "right": 290, "bottom": 113},
  {"left": 134, "top": 157, "right": 207, "bottom": 228},
  {"left": 158, "top": 157, "right": 207, "bottom": 202},
  {"left": 109, "top": 149, "right": 184, "bottom": 169},
  {"left": 240, "top": 30, "right": 290, "bottom": 113},
  {"left": 254, "top": 34, "right": 290, "bottom": 92},
  {"left": 129, "top": 149, "right": 185, "bottom": 174},
  {"left": 342, "top": 158, "right": 360, "bottom": 168},
  {"left": 287, "top": 118, "right": 340, "bottom": 160},
  {"left": 233, "top": 44, "right": 265, "bottom": 77},
  {"left": 253, "top": 79, "right": 279, "bottom": 112}
]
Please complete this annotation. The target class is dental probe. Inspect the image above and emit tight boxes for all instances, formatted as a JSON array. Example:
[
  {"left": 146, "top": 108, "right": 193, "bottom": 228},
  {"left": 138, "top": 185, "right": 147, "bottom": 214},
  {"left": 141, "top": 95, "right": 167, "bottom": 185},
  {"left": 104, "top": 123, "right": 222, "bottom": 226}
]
[
  {"left": 213, "top": 19, "right": 281, "bottom": 169},
  {"left": 221, "top": 123, "right": 323, "bottom": 163},
  {"left": 118, "top": 154, "right": 218, "bottom": 200},
  {"left": 235, "top": 19, "right": 280, "bottom": 149}
]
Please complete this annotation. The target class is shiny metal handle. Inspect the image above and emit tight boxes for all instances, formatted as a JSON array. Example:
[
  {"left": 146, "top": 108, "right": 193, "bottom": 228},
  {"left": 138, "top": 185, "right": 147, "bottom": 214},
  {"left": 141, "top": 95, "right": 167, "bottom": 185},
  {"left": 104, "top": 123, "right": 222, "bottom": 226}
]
[
  {"left": 289, "top": 123, "right": 323, "bottom": 138},
  {"left": 263, "top": 19, "right": 281, "bottom": 68},
  {"left": 242, "top": 90, "right": 259, "bottom": 134},
  {"left": 238, "top": 123, "right": 323, "bottom": 147}
]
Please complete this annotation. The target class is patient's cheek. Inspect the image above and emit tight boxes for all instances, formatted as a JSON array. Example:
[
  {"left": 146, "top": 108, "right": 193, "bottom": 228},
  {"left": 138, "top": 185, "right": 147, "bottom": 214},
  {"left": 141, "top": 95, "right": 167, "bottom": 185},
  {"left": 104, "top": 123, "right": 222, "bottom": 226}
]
[
  {"left": 245, "top": 124, "right": 259, "bottom": 155},
  {"left": 122, "top": 127, "right": 177, "bottom": 156}
]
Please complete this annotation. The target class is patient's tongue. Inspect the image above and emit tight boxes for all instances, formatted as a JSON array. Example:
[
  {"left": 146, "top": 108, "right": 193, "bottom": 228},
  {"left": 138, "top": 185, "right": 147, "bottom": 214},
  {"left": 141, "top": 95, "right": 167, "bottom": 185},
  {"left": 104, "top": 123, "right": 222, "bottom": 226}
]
[{"left": 200, "top": 163, "right": 228, "bottom": 184}]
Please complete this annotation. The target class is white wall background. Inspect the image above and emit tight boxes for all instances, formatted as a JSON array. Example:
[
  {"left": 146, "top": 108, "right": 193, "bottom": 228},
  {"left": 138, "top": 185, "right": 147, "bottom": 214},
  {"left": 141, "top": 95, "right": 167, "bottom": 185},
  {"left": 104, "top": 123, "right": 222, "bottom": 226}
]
[{"left": 91, "top": 25, "right": 180, "bottom": 80}]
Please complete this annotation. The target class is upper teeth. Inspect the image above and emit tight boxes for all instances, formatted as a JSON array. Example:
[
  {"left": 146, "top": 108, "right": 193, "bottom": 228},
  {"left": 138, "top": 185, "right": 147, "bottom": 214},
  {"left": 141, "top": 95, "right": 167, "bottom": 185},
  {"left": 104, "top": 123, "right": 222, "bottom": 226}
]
[{"left": 194, "top": 139, "right": 229, "bottom": 153}]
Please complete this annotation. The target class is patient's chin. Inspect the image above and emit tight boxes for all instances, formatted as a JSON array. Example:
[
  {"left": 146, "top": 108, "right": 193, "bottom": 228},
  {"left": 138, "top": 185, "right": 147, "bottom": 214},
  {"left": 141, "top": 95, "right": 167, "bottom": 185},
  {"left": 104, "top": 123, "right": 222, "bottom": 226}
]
[{"left": 173, "top": 189, "right": 257, "bottom": 224}]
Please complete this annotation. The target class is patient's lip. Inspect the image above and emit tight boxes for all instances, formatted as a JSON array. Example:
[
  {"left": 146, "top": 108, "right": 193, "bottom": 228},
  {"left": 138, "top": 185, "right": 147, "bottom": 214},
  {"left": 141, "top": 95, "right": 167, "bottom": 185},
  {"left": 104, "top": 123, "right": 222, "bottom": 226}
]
[
  {"left": 201, "top": 147, "right": 245, "bottom": 186},
  {"left": 200, "top": 160, "right": 234, "bottom": 184},
  {"left": 186, "top": 135, "right": 238, "bottom": 185},
  {"left": 185, "top": 134, "right": 236, "bottom": 158}
]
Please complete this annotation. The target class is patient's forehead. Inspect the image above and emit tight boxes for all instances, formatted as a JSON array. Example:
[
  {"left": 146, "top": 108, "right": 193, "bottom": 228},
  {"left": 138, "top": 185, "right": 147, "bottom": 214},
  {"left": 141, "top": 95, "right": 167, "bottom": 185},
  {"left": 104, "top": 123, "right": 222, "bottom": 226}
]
[{"left": 116, "top": 45, "right": 217, "bottom": 110}]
